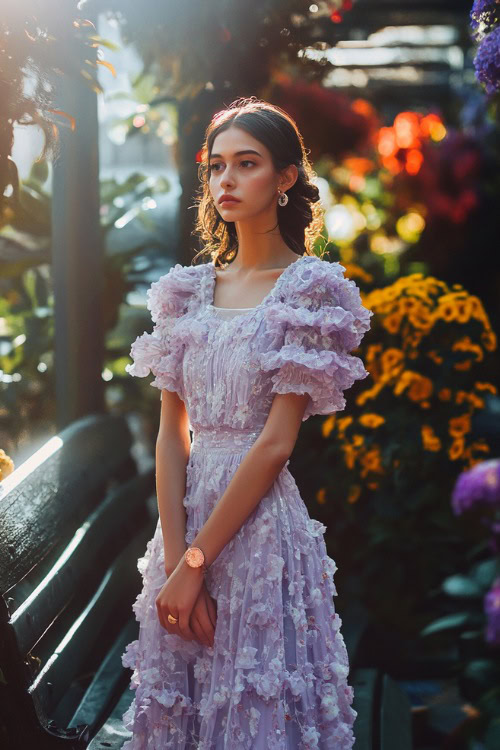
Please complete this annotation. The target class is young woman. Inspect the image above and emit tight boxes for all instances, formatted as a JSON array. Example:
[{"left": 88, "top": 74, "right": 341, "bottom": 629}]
[{"left": 121, "top": 96, "right": 372, "bottom": 749}]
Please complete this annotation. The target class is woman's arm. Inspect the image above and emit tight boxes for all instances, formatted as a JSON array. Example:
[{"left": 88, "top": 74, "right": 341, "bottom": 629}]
[
  {"left": 156, "top": 389, "right": 192, "bottom": 575},
  {"left": 190, "top": 391, "right": 310, "bottom": 570}
]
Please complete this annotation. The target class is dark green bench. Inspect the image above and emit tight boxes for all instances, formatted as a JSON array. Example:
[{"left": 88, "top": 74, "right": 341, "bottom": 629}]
[
  {"left": 0, "top": 413, "right": 156, "bottom": 749},
  {"left": 342, "top": 602, "right": 413, "bottom": 749}
]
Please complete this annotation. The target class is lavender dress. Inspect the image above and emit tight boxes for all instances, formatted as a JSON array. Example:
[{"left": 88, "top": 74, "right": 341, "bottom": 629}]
[{"left": 121, "top": 254, "right": 373, "bottom": 749}]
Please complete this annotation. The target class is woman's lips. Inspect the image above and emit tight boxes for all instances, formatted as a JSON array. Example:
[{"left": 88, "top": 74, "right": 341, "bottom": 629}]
[{"left": 220, "top": 199, "right": 241, "bottom": 206}]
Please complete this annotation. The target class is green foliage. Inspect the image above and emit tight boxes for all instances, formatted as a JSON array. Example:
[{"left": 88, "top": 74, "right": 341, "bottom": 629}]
[{"left": 0, "top": 160, "right": 175, "bottom": 460}]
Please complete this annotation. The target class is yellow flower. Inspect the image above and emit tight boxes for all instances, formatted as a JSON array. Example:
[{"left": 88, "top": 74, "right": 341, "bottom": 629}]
[
  {"left": 481, "top": 330, "right": 497, "bottom": 352},
  {"left": 342, "top": 263, "right": 373, "bottom": 284},
  {"left": 359, "top": 413, "right": 385, "bottom": 428},
  {"left": 435, "top": 302, "right": 456, "bottom": 322},
  {"left": 342, "top": 443, "right": 357, "bottom": 470},
  {"left": 336, "top": 416, "right": 353, "bottom": 434},
  {"left": 381, "top": 347, "right": 404, "bottom": 371},
  {"left": 452, "top": 336, "right": 483, "bottom": 362},
  {"left": 383, "top": 313, "right": 402, "bottom": 334},
  {"left": 421, "top": 425, "right": 441, "bottom": 452},
  {"left": 322, "top": 415, "right": 336, "bottom": 438},
  {"left": 448, "top": 414, "right": 471, "bottom": 437},
  {"left": 398, "top": 297, "right": 419, "bottom": 313},
  {"left": 408, "top": 308, "right": 432, "bottom": 330},
  {"left": 394, "top": 370, "right": 416, "bottom": 396},
  {"left": 0, "top": 449, "right": 15, "bottom": 480},
  {"left": 347, "top": 485, "right": 362, "bottom": 504}
]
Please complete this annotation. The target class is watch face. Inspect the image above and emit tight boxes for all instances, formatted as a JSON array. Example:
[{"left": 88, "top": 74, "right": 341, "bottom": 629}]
[{"left": 185, "top": 547, "right": 204, "bottom": 567}]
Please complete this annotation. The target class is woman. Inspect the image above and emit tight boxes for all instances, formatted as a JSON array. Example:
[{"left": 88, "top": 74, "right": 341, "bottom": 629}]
[{"left": 121, "top": 96, "right": 373, "bottom": 749}]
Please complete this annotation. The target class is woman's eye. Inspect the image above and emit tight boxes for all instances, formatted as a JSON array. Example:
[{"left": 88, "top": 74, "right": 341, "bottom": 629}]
[{"left": 209, "top": 160, "right": 254, "bottom": 172}]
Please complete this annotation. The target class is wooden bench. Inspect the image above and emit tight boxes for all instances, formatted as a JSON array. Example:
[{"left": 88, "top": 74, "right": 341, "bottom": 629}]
[
  {"left": 0, "top": 413, "right": 412, "bottom": 749},
  {"left": 0, "top": 413, "right": 156, "bottom": 749}
]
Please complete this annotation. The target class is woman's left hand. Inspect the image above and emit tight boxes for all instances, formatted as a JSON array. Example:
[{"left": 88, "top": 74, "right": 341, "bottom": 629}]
[{"left": 155, "top": 559, "right": 205, "bottom": 642}]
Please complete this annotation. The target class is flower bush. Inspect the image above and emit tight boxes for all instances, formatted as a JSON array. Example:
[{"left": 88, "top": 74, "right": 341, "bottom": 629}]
[
  {"left": 306, "top": 271, "right": 498, "bottom": 636},
  {"left": 421, "top": 458, "right": 500, "bottom": 747}
]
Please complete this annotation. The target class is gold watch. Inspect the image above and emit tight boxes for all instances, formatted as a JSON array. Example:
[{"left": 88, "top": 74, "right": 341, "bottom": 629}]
[{"left": 184, "top": 546, "right": 208, "bottom": 574}]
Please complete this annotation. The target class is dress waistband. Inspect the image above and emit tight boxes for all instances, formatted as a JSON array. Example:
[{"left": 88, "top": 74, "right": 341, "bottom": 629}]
[{"left": 190, "top": 425, "right": 263, "bottom": 452}]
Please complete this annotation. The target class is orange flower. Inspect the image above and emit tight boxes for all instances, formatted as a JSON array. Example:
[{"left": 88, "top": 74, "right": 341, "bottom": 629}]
[
  {"left": 428, "top": 350, "right": 444, "bottom": 365},
  {"left": 347, "top": 485, "right": 362, "bottom": 504},
  {"left": 438, "top": 388, "right": 452, "bottom": 401},
  {"left": 342, "top": 444, "right": 357, "bottom": 470},
  {"left": 408, "top": 375, "right": 433, "bottom": 402},
  {"left": 322, "top": 415, "right": 336, "bottom": 438},
  {"left": 454, "top": 360, "right": 472, "bottom": 371},
  {"left": 421, "top": 425, "right": 441, "bottom": 452},
  {"left": 448, "top": 437, "right": 465, "bottom": 460},
  {"left": 336, "top": 416, "right": 353, "bottom": 434},
  {"left": 448, "top": 414, "right": 471, "bottom": 437},
  {"left": 316, "top": 488, "right": 327, "bottom": 505},
  {"left": 359, "top": 413, "right": 385, "bottom": 428},
  {"left": 475, "top": 381, "right": 497, "bottom": 394},
  {"left": 481, "top": 330, "right": 497, "bottom": 351},
  {"left": 452, "top": 336, "right": 483, "bottom": 362},
  {"left": 469, "top": 439, "right": 490, "bottom": 454},
  {"left": 360, "top": 446, "right": 384, "bottom": 477},
  {"left": 394, "top": 370, "right": 416, "bottom": 396}
]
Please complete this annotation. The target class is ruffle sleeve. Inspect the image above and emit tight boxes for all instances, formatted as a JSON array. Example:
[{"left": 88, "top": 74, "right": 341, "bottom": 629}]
[
  {"left": 259, "top": 259, "right": 373, "bottom": 421},
  {"left": 125, "top": 263, "right": 201, "bottom": 394}
]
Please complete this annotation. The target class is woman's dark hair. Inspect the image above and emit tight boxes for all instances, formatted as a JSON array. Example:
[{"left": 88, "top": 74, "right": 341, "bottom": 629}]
[{"left": 192, "top": 96, "right": 325, "bottom": 267}]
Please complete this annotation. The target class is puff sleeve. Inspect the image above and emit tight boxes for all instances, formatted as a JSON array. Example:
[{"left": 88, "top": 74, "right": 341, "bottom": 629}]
[
  {"left": 125, "top": 263, "right": 199, "bottom": 394},
  {"left": 259, "top": 259, "right": 373, "bottom": 421}
]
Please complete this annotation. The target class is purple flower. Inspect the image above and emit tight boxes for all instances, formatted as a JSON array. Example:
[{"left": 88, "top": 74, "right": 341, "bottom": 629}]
[
  {"left": 470, "top": 0, "right": 500, "bottom": 38},
  {"left": 451, "top": 459, "right": 500, "bottom": 515},
  {"left": 484, "top": 577, "right": 500, "bottom": 646},
  {"left": 473, "top": 25, "right": 500, "bottom": 94}
]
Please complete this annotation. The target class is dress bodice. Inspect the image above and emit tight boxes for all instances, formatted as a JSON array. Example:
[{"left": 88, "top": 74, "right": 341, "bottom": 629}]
[{"left": 126, "top": 255, "right": 373, "bottom": 431}]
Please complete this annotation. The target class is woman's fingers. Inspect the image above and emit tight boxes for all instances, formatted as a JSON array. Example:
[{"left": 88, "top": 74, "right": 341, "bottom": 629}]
[
  {"left": 198, "top": 593, "right": 215, "bottom": 646},
  {"left": 206, "top": 592, "right": 218, "bottom": 630},
  {"left": 188, "top": 588, "right": 217, "bottom": 646},
  {"left": 178, "top": 611, "right": 197, "bottom": 642}
]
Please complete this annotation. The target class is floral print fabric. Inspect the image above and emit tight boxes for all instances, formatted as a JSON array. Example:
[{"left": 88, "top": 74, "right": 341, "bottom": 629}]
[{"left": 121, "top": 255, "right": 373, "bottom": 749}]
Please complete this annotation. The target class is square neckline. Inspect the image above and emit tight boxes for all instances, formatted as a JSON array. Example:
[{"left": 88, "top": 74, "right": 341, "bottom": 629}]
[{"left": 207, "top": 254, "right": 308, "bottom": 312}]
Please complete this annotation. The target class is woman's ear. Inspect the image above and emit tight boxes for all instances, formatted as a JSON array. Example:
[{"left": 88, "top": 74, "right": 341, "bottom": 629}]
[{"left": 279, "top": 164, "right": 298, "bottom": 193}]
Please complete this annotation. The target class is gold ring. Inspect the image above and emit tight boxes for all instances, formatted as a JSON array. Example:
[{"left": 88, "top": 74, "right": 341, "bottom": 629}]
[{"left": 167, "top": 613, "right": 178, "bottom": 624}]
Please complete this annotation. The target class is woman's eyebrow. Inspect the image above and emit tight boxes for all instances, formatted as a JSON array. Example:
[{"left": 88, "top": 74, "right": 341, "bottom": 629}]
[{"left": 209, "top": 149, "right": 262, "bottom": 159}]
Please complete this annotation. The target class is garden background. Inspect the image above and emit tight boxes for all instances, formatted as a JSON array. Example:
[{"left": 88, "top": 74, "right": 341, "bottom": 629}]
[{"left": 1, "top": 1, "right": 499, "bottom": 747}]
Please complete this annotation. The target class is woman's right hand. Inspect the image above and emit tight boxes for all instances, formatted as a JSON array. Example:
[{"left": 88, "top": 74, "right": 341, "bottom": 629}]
[{"left": 189, "top": 581, "right": 217, "bottom": 647}]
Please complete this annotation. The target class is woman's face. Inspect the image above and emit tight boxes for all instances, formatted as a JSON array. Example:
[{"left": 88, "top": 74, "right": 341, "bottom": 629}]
[{"left": 208, "top": 126, "right": 281, "bottom": 221}]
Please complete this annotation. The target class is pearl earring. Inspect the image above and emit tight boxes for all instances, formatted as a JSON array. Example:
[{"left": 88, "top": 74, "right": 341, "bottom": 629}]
[{"left": 278, "top": 189, "right": 289, "bottom": 207}]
